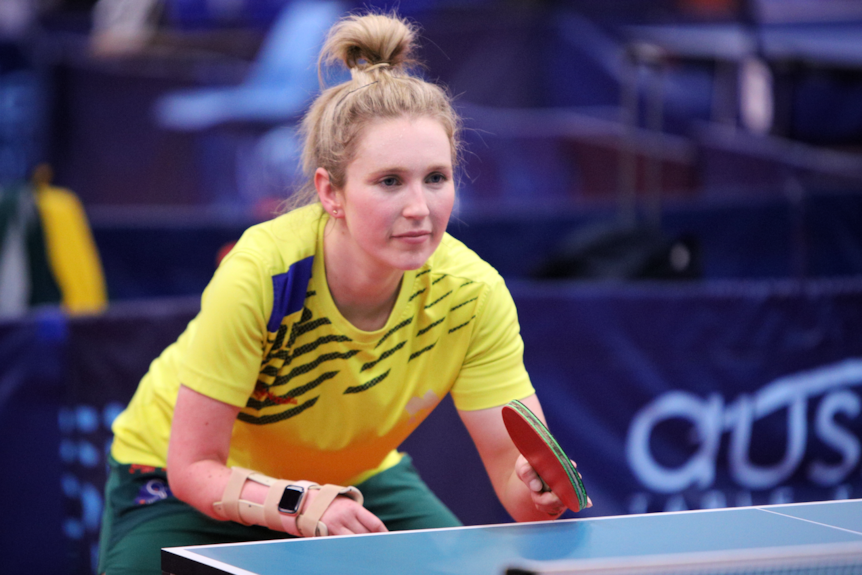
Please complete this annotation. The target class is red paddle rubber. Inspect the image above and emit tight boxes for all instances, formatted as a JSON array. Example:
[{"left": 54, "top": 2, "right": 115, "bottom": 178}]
[{"left": 502, "top": 400, "right": 588, "bottom": 513}]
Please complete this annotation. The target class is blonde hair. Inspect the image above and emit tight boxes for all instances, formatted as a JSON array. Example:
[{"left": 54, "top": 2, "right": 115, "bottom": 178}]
[{"left": 285, "top": 12, "right": 461, "bottom": 210}]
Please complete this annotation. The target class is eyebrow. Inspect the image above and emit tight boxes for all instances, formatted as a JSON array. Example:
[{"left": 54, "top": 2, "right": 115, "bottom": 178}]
[{"left": 368, "top": 165, "right": 452, "bottom": 178}]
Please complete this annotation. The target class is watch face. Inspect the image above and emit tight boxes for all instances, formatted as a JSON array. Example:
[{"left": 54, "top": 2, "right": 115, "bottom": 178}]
[{"left": 277, "top": 485, "right": 304, "bottom": 514}]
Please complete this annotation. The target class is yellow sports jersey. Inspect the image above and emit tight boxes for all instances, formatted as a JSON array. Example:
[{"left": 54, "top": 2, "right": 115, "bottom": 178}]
[{"left": 110, "top": 204, "right": 534, "bottom": 486}]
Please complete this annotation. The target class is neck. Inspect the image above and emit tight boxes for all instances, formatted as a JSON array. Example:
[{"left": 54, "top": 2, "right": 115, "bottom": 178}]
[{"left": 323, "top": 219, "right": 404, "bottom": 331}]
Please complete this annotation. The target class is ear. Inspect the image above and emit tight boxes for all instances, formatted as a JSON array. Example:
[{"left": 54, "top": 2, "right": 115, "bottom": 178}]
[{"left": 315, "top": 168, "right": 342, "bottom": 218}]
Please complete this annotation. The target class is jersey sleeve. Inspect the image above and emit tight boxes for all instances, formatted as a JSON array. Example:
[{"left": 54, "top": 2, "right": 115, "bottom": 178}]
[
  {"left": 449, "top": 277, "right": 535, "bottom": 411},
  {"left": 178, "top": 248, "right": 272, "bottom": 407}
]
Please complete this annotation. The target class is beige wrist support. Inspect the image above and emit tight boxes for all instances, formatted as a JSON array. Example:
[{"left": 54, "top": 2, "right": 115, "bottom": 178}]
[{"left": 213, "top": 467, "right": 363, "bottom": 537}]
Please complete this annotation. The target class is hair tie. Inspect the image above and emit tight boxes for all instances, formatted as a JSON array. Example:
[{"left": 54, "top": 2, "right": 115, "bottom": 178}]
[{"left": 347, "top": 61, "right": 390, "bottom": 84}]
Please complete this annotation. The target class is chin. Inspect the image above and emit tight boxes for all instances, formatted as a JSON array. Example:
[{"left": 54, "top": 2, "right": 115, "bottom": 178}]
[
  {"left": 393, "top": 250, "right": 435, "bottom": 272},
  {"left": 396, "top": 259, "right": 431, "bottom": 272},
  {"left": 381, "top": 237, "right": 442, "bottom": 272}
]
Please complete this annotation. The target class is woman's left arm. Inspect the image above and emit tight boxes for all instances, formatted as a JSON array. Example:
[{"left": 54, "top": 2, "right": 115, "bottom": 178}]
[{"left": 458, "top": 393, "right": 586, "bottom": 522}]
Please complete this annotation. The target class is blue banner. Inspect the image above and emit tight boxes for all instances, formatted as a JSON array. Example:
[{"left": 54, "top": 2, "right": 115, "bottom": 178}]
[
  {"left": 0, "top": 310, "right": 67, "bottom": 573},
  {"left": 513, "top": 278, "right": 862, "bottom": 518}
]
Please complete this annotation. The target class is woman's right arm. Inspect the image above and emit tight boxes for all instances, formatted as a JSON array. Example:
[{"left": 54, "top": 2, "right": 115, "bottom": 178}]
[
  {"left": 166, "top": 384, "right": 266, "bottom": 520},
  {"left": 165, "top": 384, "right": 386, "bottom": 535}
]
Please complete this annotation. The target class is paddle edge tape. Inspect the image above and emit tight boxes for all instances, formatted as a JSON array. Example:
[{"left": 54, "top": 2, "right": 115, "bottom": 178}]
[
  {"left": 507, "top": 400, "right": 587, "bottom": 510},
  {"left": 506, "top": 399, "right": 588, "bottom": 510}
]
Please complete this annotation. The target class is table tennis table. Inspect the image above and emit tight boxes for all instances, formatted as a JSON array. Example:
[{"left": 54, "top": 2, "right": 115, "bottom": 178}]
[{"left": 162, "top": 499, "right": 862, "bottom": 575}]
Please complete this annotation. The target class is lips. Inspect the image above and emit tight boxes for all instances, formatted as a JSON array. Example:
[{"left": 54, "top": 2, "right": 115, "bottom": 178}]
[{"left": 392, "top": 230, "right": 432, "bottom": 243}]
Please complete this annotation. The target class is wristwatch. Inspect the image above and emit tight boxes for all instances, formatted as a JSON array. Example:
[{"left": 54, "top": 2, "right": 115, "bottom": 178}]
[{"left": 277, "top": 484, "right": 307, "bottom": 515}]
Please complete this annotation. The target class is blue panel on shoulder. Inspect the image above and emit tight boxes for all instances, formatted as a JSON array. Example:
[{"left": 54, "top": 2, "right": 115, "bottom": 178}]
[{"left": 268, "top": 256, "right": 314, "bottom": 332}]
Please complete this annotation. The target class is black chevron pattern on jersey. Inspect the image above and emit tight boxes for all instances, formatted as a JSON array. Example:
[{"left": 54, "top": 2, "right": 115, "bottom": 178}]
[
  {"left": 409, "top": 341, "right": 436, "bottom": 362},
  {"left": 287, "top": 317, "right": 332, "bottom": 348},
  {"left": 265, "top": 324, "right": 289, "bottom": 359},
  {"left": 375, "top": 317, "right": 413, "bottom": 349},
  {"left": 361, "top": 341, "right": 407, "bottom": 372},
  {"left": 417, "top": 317, "right": 444, "bottom": 336},
  {"left": 299, "top": 305, "right": 313, "bottom": 321},
  {"left": 450, "top": 296, "right": 478, "bottom": 312},
  {"left": 344, "top": 369, "right": 390, "bottom": 394},
  {"left": 448, "top": 315, "right": 476, "bottom": 334},
  {"left": 346, "top": 274, "right": 479, "bottom": 391},
  {"left": 247, "top": 371, "right": 338, "bottom": 410},
  {"left": 261, "top": 306, "right": 314, "bottom": 366},
  {"left": 424, "top": 290, "right": 452, "bottom": 309},
  {"left": 272, "top": 334, "right": 352, "bottom": 364},
  {"left": 239, "top": 396, "right": 319, "bottom": 424},
  {"left": 261, "top": 308, "right": 336, "bottom": 376},
  {"left": 279, "top": 349, "right": 359, "bottom": 384},
  {"left": 247, "top": 277, "right": 356, "bottom": 422},
  {"left": 244, "top": 264, "right": 486, "bottom": 418},
  {"left": 280, "top": 370, "right": 338, "bottom": 397}
]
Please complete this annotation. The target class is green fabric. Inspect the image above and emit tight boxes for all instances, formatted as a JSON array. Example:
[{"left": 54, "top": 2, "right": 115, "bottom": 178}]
[
  {"left": 0, "top": 183, "right": 61, "bottom": 307},
  {"left": 24, "top": 189, "right": 62, "bottom": 306},
  {"left": 97, "top": 454, "right": 461, "bottom": 575},
  {"left": 0, "top": 186, "right": 18, "bottom": 243}
]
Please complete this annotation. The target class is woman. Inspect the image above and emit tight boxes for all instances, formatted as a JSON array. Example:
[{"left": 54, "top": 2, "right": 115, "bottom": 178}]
[{"left": 98, "top": 11, "right": 587, "bottom": 575}]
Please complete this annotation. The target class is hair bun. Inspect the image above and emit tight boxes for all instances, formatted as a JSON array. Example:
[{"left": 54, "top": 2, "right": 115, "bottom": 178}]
[{"left": 320, "top": 13, "right": 417, "bottom": 75}]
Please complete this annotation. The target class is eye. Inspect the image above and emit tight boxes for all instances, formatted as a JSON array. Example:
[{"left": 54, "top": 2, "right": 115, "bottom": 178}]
[
  {"left": 426, "top": 172, "right": 447, "bottom": 185},
  {"left": 380, "top": 176, "right": 400, "bottom": 187}
]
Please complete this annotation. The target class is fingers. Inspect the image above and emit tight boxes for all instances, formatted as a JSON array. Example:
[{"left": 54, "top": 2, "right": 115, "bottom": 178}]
[
  {"left": 531, "top": 488, "right": 565, "bottom": 516},
  {"left": 317, "top": 495, "right": 388, "bottom": 536},
  {"left": 516, "top": 455, "right": 593, "bottom": 514},
  {"left": 326, "top": 514, "right": 381, "bottom": 536},
  {"left": 515, "top": 455, "right": 564, "bottom": 516},
  {"left": 515, "top": 454, "right": 545, "bottom": 493},
  {"left": 355, "top": 507, "right": 388, "bottom": 533}
]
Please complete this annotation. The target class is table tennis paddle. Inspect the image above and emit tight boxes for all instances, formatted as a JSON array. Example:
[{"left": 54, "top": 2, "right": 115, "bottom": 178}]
[{"left": 502, "top": 399, "right": 588, "bottom": 513}]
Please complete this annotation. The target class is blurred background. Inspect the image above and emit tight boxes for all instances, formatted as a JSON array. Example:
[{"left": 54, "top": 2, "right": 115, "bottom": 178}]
[{"left": 2, "top": 0, "right": 862, "bottom": 573}]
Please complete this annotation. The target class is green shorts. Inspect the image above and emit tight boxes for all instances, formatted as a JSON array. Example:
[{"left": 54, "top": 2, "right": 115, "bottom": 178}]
[{"left": 97, "top": 454, "right": 461, "bottom": 575}]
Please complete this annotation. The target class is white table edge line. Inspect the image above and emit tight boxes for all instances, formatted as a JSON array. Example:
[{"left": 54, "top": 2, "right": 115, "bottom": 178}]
[
  {"left": 757, "top": 507, "right": 862, "bottom": 536},
  {"left": 165, "top": 548, "right": 261, "bottom": 575}
]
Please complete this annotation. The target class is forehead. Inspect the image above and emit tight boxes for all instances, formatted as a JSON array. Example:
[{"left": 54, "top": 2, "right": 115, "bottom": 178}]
[{"left": 351, "top": 116, "right": 453, "bottom": 166}]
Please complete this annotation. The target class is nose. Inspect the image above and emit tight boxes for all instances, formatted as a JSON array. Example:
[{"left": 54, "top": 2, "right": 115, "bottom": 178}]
[{"left": 402, "top": 182, "right": 431, "bottom": 219}]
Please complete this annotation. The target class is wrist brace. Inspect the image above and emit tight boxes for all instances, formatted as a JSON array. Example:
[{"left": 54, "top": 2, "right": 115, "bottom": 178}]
[{"left": 213, "top": 467, "right": 363, "bottom": 537}]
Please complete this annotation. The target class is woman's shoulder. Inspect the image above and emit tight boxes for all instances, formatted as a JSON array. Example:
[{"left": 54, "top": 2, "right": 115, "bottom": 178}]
[
  {"left": 231, "top": 204, "right": 324, "bottom": 273},
  {"left": 430, "top": 233, "right": 504, "bottom": 287}
]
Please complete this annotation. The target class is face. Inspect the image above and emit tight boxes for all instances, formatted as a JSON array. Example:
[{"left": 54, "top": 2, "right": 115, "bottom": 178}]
[{"left": 330, "top": 116, "right": 455, "bottom": 275}]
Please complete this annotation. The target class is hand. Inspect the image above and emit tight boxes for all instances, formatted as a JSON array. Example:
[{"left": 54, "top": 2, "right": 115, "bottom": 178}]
[
  {"left": 319, "top": 493, "right": 388, "bottom": 535},
  {"left": 287, "top": 490, "right": 388, "bottom": 536},
  {"left": 514, "top": 454, "right": 592, "bottom": 517}
]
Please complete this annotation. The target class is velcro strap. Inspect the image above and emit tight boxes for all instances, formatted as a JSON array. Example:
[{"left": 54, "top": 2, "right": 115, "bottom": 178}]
[
  {"left": 214, "top": 467, "right": 253, "bottom": 524},
  {"left": 341, "top": 485, "right": 363, "bottom": 506},
  {"left": 296, "top": 484, "right": 364, "bottom": 537},
  {"left": 247, "top": 471, "right": 277, "bottom": 487}
]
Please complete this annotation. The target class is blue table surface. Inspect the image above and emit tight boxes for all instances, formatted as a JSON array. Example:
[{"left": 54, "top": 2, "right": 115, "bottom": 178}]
[{"left": 164, "top": 499, "right": 862, "bottom": 575}]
